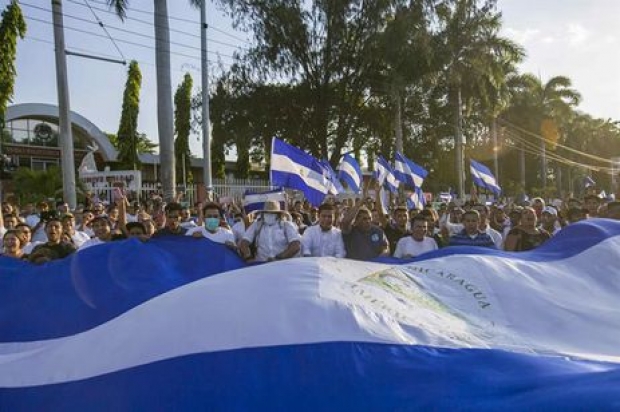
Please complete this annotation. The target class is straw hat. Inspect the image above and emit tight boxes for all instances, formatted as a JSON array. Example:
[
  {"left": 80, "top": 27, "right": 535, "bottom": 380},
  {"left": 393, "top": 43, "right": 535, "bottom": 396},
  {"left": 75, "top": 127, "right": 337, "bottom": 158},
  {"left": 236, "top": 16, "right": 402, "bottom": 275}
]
[{"left": 259, "top": 200, "right": 291, "bottom": 219}]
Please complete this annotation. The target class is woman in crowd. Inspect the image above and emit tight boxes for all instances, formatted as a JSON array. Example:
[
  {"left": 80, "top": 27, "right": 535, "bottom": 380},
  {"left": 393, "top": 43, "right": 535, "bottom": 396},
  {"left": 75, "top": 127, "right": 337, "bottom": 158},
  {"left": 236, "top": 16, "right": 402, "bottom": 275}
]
[
  {"left": 504, "top": 207, "right": 551, "bottom": 252},
  {"left": 2, "top": 229, "right": 25, "bottom": 259}
]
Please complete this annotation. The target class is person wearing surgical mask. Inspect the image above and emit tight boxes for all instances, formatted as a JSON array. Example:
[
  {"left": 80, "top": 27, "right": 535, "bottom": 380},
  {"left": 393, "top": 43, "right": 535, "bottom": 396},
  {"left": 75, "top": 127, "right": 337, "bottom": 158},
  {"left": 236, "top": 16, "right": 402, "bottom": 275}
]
[
  {"left": 185, "top": 202, "right": 235, "bottom": 248},
  {"left": 239, "top": 200, "right": 301, "bottom": 262}
]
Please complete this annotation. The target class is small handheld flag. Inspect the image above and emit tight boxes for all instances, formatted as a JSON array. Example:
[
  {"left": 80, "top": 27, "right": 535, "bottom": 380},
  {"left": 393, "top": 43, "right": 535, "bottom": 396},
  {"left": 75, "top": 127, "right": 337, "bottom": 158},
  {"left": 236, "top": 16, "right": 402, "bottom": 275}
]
[
  {"left": 338, "top": 154, "right": 363, "bottom": 193},
  {"left": 470, "top": 159, "right": 501, "bottom": 196}
]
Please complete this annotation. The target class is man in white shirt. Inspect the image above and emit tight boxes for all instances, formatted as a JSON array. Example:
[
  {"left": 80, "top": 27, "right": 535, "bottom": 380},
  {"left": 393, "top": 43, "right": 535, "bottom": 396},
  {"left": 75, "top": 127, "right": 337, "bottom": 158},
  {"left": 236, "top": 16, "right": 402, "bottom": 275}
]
[
  {"left": 239, "top": 201, "right": 301, "bottom": 262},
  {"left": 393, "top": 215, "right": 438, "bottom": 258},
  {"left": 302, "top": 203, "right": 345, "bottom": 258},
  {"left": 186, "top": 202, "right": 235, "bottom": 247},
  {"left": 61, "top": 213, "right": 91, "bottom": 248},
  {"left": 79, "top": 216, "right": 113, "bottom": 250}
]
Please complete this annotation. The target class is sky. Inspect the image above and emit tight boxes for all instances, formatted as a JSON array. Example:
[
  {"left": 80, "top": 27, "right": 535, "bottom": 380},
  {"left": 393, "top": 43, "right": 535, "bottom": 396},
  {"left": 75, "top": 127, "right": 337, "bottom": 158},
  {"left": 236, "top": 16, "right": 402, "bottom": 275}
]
[{"left": 6, "top": 0, "right": 620, "bottom": 157}]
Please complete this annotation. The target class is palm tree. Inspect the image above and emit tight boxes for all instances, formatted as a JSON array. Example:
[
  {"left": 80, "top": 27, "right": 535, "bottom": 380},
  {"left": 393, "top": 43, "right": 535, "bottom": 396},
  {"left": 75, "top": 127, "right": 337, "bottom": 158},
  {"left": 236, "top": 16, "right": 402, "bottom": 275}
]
[
  {"left": 435, "top": 0, "right": 524, "bottom": 198},
  {"left": 504, "top": 74, "right": 581, "bottom": 191},
  {"left": 106, "top": 0, "right": 202, "bottom": 202}
]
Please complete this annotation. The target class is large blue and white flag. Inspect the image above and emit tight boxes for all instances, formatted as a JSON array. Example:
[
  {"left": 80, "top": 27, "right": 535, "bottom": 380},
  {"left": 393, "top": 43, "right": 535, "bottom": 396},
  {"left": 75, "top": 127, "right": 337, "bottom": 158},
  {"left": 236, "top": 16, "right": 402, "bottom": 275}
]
[
  {"left": 407, "top": 186, "right": 426, "bottom": 210},
  {"left": 318, "top": 159, "right": 344, "bottom": 195},
  {"left": 375, "top": 156, "right": 399, "bottom": 193},
  {"left": 2, "top": 221, "right": 620, "bottom": 410},
  {"left": 243, "top": 187, "right": 286, "bottom": 214},
  {"left": 337, "top": 154, "right": 363, "bottom": 193},
  {"left": 470, "top": 159, "right": 501, "bottom": 196},
  {"left": 270, "top": 138, "right": 329, "bottom": 206},
  {"left": 394, "top": 152, "right": 428, "bottom": 188}
]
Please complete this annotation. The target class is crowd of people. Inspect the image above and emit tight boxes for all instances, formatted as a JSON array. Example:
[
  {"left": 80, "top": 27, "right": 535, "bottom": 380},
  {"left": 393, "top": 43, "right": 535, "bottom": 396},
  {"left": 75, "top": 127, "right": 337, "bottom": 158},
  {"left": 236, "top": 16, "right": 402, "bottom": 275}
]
[{"left": 1, "top": 180, "right": 619, "bottom": 265}]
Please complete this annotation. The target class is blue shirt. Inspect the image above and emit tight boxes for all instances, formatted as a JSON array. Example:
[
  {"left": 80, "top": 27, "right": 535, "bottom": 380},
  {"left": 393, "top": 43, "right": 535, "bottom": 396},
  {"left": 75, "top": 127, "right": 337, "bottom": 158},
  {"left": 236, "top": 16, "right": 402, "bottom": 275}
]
[
  {"left": 449, "top": 230, "right": 496, "bottom": 248},
  {"left": 343, "top": 226, "right": 388, "bottom": 260}
]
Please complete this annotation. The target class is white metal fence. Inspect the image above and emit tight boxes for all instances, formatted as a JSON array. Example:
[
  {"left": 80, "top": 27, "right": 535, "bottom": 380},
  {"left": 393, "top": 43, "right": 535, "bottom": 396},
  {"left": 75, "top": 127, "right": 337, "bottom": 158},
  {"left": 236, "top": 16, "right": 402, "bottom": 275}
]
[{"left": 86, "top": 178, "right": 272, "bottom": 206}]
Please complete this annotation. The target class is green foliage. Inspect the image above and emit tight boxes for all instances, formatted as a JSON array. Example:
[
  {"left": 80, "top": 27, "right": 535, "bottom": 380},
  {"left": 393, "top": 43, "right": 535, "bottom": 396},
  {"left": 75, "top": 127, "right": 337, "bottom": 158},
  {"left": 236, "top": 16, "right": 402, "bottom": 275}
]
[
  {"left": 107, "top": 132, "right": 157, "bottom": 156},
  {"left": 202, "top": 0, "right": 618, "bottom": 197},
  {"left": 174, "top": 73, "right": 193, "bottom": 184},
  {"left": 116, "top": 60, "right": 143, "bottom": 169},
  {"left": 12, "top": 166, "right": 63, "bottom": 203},
  {"left": 0, "top": 0, "right": 26, "bottom": 130}
]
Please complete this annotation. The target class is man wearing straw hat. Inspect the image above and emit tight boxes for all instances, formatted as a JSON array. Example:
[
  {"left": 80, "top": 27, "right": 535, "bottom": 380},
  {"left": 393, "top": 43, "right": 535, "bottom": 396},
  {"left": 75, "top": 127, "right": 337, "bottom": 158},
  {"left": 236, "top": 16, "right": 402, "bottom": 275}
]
[{"left": 239, "top": 200, "right": 301, "bottom": 262}]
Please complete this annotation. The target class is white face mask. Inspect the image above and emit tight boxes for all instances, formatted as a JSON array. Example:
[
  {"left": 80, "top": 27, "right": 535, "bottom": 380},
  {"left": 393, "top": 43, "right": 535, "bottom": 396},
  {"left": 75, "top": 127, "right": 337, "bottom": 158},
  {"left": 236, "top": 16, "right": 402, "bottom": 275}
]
[{"left": 263, "top": 214, "right": 278, "bottom": 226}]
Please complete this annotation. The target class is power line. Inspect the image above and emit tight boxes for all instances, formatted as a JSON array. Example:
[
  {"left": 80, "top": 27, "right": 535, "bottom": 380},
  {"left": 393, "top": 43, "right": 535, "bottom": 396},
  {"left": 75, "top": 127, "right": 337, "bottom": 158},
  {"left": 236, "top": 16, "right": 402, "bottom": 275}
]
[
  {"left": 503, "top": 130, "right": 616, "bottom": 173},
  {"left": 24, "top": 15, "right": 234, "bottom": 63},
  {"left": 84, "top": 0, "right": 251, "bottom": 44},
  {"left": 24, "top": 34, "right": 201, "bottom": 75},
  {"left": 498, "top": 117, "right": 612, "bottom": 164},
  {"left": 21, "top": 2, "right": 242, "bottom": 56},
  {"left": 82, "top": 0, "right": 126, "bottom": 62},
  {"left": 63, "top": 0, "right": 249, "bottom": 48}
]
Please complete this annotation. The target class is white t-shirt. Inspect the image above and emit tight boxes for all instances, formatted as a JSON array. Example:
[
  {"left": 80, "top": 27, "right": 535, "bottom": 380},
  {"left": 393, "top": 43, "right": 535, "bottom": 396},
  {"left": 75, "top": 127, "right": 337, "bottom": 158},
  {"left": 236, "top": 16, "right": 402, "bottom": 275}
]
[
  {"left": 22, "top": 241, "right": 44, "bottom": 254},
  {"left": 185, "top": 226, "right": 235, "bottom": 244},
  {"left": 301, "top": 225, "right": 346, "bottom": 258},
  {"left": 71, "top": 230, "right": 92, "bottom": 248},
  {"left": 231, "top": 221, "right": 246, "bottom": 243},
  {"left": 180, "top": 220, "right": 198, "bottom": 229},
  {"left": 393, "top": 236, "right": 438, "bottom": 259},
  {"left": 79, "top": 237, "right": 106, "bottom": 250},
  {"left": 243, "top": 220, "right": 301, "bottom": 262}
]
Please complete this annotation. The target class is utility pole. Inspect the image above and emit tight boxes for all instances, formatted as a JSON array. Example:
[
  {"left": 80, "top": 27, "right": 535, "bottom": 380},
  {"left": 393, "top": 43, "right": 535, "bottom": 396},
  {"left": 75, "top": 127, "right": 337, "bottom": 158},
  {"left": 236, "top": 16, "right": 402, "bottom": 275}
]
[
  {"left": 52, "top": 0, "right": 77, "bottom": 209},
  {"left": 154, "top": 0, "right": 176, "bottom": 202},
  {"left": 200, "top": 0, "right": 213, "bottom": 200}
]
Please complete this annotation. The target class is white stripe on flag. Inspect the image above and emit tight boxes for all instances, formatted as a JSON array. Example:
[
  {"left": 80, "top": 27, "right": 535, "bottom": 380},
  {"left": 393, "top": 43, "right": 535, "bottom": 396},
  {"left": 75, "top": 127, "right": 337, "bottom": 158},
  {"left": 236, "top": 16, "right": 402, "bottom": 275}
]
[{"left": 271, "top": 153, "right": 330, "bottom": 194}]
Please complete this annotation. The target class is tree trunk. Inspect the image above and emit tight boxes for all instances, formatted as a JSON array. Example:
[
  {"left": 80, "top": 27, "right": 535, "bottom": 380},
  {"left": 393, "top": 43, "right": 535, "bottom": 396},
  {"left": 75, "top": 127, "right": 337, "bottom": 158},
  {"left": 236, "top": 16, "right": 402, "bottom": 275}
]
[
  {"left": 393, "top": 86, "right": 403, "bottom": 154},
  {"left": 520, "top": 141, "right": 526, "bottom": 191},
  {"left": 154, "top": 0, "right": 176, "bottom": 202},
  {"left": 454, "top": 88, "right": 465, "bottom": 199},
  {"left": 491, "top": 117, "right": 498, "bottom": 181},
  {"left": 541, "top": 139, "right": 547, "bottom": 190}
]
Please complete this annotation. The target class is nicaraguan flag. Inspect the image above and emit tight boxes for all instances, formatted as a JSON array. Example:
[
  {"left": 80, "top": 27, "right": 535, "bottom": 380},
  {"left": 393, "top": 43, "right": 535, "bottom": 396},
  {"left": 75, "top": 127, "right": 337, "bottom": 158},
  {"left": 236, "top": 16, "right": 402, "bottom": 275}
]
[
  {"left": 394, "top": 152, "right": 428, "bottom": 188},
  {"left": 407, "top": 187, "right": 426, "bottom": 210},
  {"left": 470, "top": 159, "right": 501, "bottom": 196},
  {"left": 337, "top": 154, "right": 363, "bottom": 193},
  {"left": 584, "top": 175, "right": 596, "bottom": 188},
  {"left": 270, "top": 138, "right": 329, "bottom": 206},
  {"left": 2, "top": 221, "right": 620, "bottom": 410},
  {"left": 243, "top": 188, "right": 286, "bottom": 214},
  {"left": 375, "top": 156, "right": 399, "bottom": 193},
  {"left": 318, "top": 159, "right": 344, "bottom": 195}
]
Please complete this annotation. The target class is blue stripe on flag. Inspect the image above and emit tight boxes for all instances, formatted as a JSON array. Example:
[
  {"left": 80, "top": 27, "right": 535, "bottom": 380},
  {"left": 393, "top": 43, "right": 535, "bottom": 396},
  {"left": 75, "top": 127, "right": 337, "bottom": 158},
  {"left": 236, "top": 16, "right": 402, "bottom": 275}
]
[{"left": 2, "top": 342, "right": 618, "bottom": 411}]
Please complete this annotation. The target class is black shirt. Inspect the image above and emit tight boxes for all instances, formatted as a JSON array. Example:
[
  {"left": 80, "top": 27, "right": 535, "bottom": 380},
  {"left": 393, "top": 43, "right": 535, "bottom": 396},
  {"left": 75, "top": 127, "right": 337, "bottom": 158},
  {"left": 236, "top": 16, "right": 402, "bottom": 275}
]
[
  {"left": 383, "top": 224, "right": 410, "bottom": 255},
  {"left": 153, "top": 226, "right": 188, "bottom": 237}
]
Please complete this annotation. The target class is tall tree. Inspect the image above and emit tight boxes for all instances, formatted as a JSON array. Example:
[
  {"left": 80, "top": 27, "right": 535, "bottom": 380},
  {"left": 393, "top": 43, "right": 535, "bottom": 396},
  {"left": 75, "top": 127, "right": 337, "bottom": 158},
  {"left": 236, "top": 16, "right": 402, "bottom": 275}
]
[
  {"left": 116, "top": 60, "right": 142, "bottom": 170},
  {"left": 174, "top": 73, "right": 193, "bottom": 185},
  {"left": 108, "top": 0, "right": 202, "bottom": 201},
  {"left": 435, "top": 0, "right": 523, "bottom": 197},
  {"left": 502, "top": 74, "right": 581, "bottom": 192},
  {"left": 0, "top": 0, "right": 26, "bottom": 130},
  {"left": 216, "top": 0, "right": 400, "bottom": 164}
]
